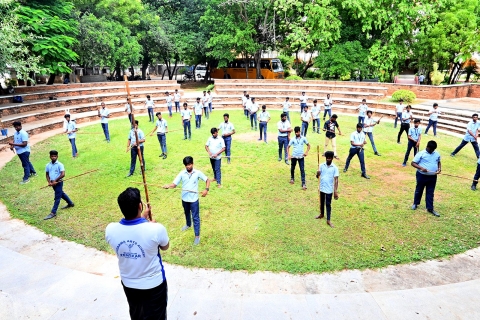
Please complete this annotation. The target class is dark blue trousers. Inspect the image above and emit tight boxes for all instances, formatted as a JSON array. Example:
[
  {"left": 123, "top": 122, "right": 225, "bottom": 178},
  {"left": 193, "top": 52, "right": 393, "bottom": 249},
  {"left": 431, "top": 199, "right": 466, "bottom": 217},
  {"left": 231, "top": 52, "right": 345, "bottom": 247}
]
[
  {"left": 182, "top": 200, "right": 200, "bottom": 236},
  {"left": 51, "top": 181, "right": 73, "bottom": 214},
  {"left": 259, "top": 122, "right": 267, "bottom": 141},
  {"left": 101, "top": 123, "right": 110, "bottom": 141},
  {"left": 452, "top": 139, "right": 480, "bottom": 158},
  {"left": 223, "top": 136, "right": 232, "bottom": 160},
  {"left": 424, "top": 119, "right": 437, "bottom": 135},
  {"left": 320, "top": 192, "right": 333, "bottom": 220},
  {"left": 195, "top": 115, "right": 202, "bottom": 128},
  {"left": 69, "top": 138, "right": 78, "bottom": 157},
  {"left": 157, "top": 134, "right": 167, "bottom": 154},
  {"left": 414, "top": 172, "right": 437, "bottom": 211},
  {"left": 17, "top": 151, "right": 36, "bottom": 181},
  {"left": 290, "top": 157, "right": 305, "bottom": 184},
  {"left": 183, "top": 120, "right": 191, "bottom": 138},
  {"left": 129, "top": 146, "right": 145, "bottom": 175},
  {"left": 345, "top": 147, "right": 366, "bottom": 174},
  {"left": 278, "top": 136, "right": 288, "bottom": 160},
  {"left": 301, "top": 121, "right": 309, "bottom": 137},
  {"left": 210, "top": 158, "right": 222, "bottom": 184},
  {"left": 403, "top": 140, "right": 418, "bottom": 164}
]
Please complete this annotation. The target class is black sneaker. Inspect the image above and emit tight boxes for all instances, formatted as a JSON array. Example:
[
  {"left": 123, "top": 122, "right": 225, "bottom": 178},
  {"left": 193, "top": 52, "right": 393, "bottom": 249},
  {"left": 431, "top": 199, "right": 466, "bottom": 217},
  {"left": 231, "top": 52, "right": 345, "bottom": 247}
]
[
  {"left": 361, "top": 173, "right": 370, "bottom": 179},
  {"left": 343, "top": 168, "right": 347, "bottom": 173},
  {"left": 30, "top": 172, "right": 38, "bottom": 177},
  {"left": 44, "top": 213, "right": 57, "bottom": 220},
  {"left": 126, "top": 173, "right": 133, "bottom": 178},
  {"left": 163, "top": 154, "right": 167, "bottom": 160},
  {"left": 374, "top": 152, "right": 381, "bottom": 156},
  {"left": 159, "top": 153, "right": 165, "bottom": 157},
  {"left": 61, "top": 203, "right": 74, "bottom": 209},
  {"left": 471, "top": 185, "right": 476, "bottom": 191},
  {"left": 428, "top": 210, "right": 440, "bottom": 217}
]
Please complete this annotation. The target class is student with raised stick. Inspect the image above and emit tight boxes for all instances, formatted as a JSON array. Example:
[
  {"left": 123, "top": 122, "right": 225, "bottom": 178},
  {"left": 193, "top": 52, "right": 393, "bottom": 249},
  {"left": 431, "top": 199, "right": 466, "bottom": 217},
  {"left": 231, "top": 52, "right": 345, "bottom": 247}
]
[
  {"left": 323, "top": 114, "right": 342, "bottom": 160},
  {"left": 163, "top": 156, "right": 210, "bottom": 245},
  {"left": 258, "top": 105, "right": 270, "bottom": 143},
  {"left": 300, "top": 105, "right": 311, "bottom": 137},
  {"left": 181, "top": 102, "right": 192, "bottom": 140},
  {"left": 450, "top": 113, "right": 480, "bottom": 158},
  {"left": 402, "top": 119, "right": 421, "bottom": 167},
  {"left": 43, "top": 150, "right": 74, "bottom": 220},
  {"left": 287, "top": 126, "right": 310, "bottom": 190},
  {"left": 398, "top": 104, "right": 413, "bottom": 144},
  {"left": 149, "top": 112, "right": 168, "bottom": 159},
  {"left": 98, "top": 102, "right": 110, "bottom": 142},
  {"left": 411, "top": 140, "right": 441, "bottom": 217},
  {"left": 64, "top": 114, "right": 78, "bottom": 158},
  {"left": 144, "top": 95, "right": 155, "bottom": 122},
  {"left": 105, "top": 187, "right": 169, "bottom": 319},
  {"left": 315, "top": 151, "right": 339, "bottom": 228},
  {"left": 424, "top": 102, "right": 441, "bottom": 136},
  {"left": 8, "top": 121, "right": 37, "bottom": 184},
  {"left": 277, "top": 112, "right": 292, "bottom": 165},
  {"left": 343, "top": 123, "right": 370, "bottom": 179},
  {"left": 218, "top": 113, "right": 235, "bottom": 164},
  {"left": 126, "top": 120, "right": 145, "bottom": 177},
  {"left": 205, "top": 128, "right": 226, "bottom": 187},
  {"left": 363, "top": 110, "right": 382, "bottom": 156}
]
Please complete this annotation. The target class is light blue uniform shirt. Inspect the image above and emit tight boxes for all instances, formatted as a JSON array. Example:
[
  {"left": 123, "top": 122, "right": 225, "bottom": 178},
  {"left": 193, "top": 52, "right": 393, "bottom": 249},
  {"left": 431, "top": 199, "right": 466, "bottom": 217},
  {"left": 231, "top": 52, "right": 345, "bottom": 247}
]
[
  {"left": 408, "top": 127, "right": 422, "bottom": 142},
  {"left": 429, "top": 108, "right": 440, "bottom": 121},
  {"left": 13, "top": 129, "right": 30, "bottom": 154},
  {"left": 319, "top": 162, "right": 339, "bottom": 194},
  {"left": 288, "top": 136, "right": 309, "bottom": 158},
  {"left": 478, "top": 157, "right": 480, "bottom": 165},
  {"left": 350, "top": 131, "right": 366, "bottom": 148},
  {"left": 100, "top": 108, "right": 110, "bottom": 124},
  {"left": 66, "top": 121, "right": 77, "bottom": 139},
  {"left": 206, "top": 136, "right": 226, "bottom": 160},
  {"left": 45, "top": 161, "right": 65, "bottom": 181},
  {"left": 173, "top": 169, "right": 208, "bottom": 202},
  {"left": 413, "top": 150, "right": 441, "bottom": 175},
  {"left": 277, "top": 120, "right": 291, "bottom": 137},
  {"left": 128, "top": 129, "right": 145, "bottom": 147},
  {"left": 463, "top": 120, "right": 480, "bottom": 142},
  {"left": 401, "top": 110, "right": 412, "bottom": 124}
]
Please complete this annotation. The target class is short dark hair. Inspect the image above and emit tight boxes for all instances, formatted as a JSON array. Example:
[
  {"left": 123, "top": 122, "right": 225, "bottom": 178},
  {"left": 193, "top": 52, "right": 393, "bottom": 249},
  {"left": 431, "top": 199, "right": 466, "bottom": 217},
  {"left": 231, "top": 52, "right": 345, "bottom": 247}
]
[
  {"left": 251, "top": 97, "right": 255, "bottom": 101},
  {"left": 223, "top": 113, "right": 229, "bottom": 118},
  {"left": 406, "top": 105, "right": 412, "bottom": 109},
  {"left": 12, "top": 121, "right": 21, "bottom": 127},
  {"left": 203, "top": 91, "right": 206, "bottom": 93},
  {"left": 262, "top": 105, "right": 266, "bottom": 109},
  {"left": 147, "top": 95, "right": 151, "bottom": 98},
  {"left": 183, "top": 156, "right": 193, "bottom": 165},
  {"left": 473, "top": 113, "right": 478, "bottom": 118},
  {"left": 281, "top": 112, "right": 287, "bottom": 118},
  {"left": 414, "top": 118, "right": 421, "bottom": 123},
  {"left": 64, "top": 114, "right": 70, "bottom": 118},
  {"left": 366, "top": 110, "right": 373, "bottom": 115},
  {"left": 49, "top": 150, "right": 58, "bottom": 156},
  {"left": 134, "top": 120, "right": 139, "bottom": 125},
  {"left": 356, "top": 123, "right": 363, "bottom": 129},
  {"left": 117, "top": 187, "right": 141, "bottom": 220},
  {"left": 362, "top": 99, "right": 366, "bottom": 102},
  {"left": 325, "top": 151, "right": 334, "bottom": 158},
  {"left": 286, "top": 97, "right": 289, "bottom": 100},
  {"left": 183, "top": 102, "right": 188, "bottom": 107},
  {"left": 304, "top": 105, "right": 308, "bottom": 109},
  {"left": 433, "top": 103, "right": 438, "bottom": 107},
  {"left": 294, "top": 126, "right": 300, "bottom": 133},
  {"left": 313, "top": 99, "right": 317, "bottom": 103},
  {"left": 156, "top": 112, "right": 161, "bottom": 116},
  {"left": 246, "top": 94, "right": 250, "bottom": 98},
  {"left": 426, "top": 140, "right": 437, "bottom": 150},
  {"left": 211, "top": 127, "right": 218, "bottom": 134},
  {"left": 196, "top": 97, "right": 200, "bottom": 100},
  {"left": 331, "top": 114, "right": 338, "bottom": 119},
  {"left": 399, "top": 99, "right": 404, "bottom": 102}
]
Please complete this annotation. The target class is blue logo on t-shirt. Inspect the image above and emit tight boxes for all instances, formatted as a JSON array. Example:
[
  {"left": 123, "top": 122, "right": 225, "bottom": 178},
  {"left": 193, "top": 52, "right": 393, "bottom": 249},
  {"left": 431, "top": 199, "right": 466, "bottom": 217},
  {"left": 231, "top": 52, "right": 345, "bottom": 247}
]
[{"left": 116, "top": 240, "right": 146, "bottom": 260}]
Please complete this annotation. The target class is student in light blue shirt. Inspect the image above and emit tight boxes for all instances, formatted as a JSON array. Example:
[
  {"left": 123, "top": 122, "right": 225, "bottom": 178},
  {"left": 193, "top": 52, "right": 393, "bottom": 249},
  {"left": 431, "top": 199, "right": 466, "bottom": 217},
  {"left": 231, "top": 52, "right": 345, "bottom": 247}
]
[
  {"left": 344, "top": 124, "right": 369, "bottom": 179},
  {"left": 205, "top": 128, "right": 226, "bottom": 187},
  {"left": 471, "top": 157, "right": 480, "bottom": 191},
  {"left": 163, "top": 156, "right": 210, "bottom": 245},
  {"left": 315, "top": 151, "right": 339, "bottom": 228},
  {"left": 402, "top": 119, "right": 422, "bottom": 167},
  {"left": 397, "top": 104, "right": 413, "bottom": 144},
  {"left": 126, "top": 120, "right": 146, "bottom": 177},
  {"left": 451, "top": 113, "right": 480, "bottom": 158},
  {"left": 43, "top": 150, "right": 74, "bottom": 220},
  {"left": 287, "top": 126, "right": 310, "bottom": 190},
  {"left": 64, "top": 114, "right": 78, "bottom": 158},
  {"left": 8, "top": 121, "right": 37, "bottom": 184},
  {"left": 411, "top": 140, "right": 441, "bottom": 217},
  {"left": 149, "top": 112, "right": 168, "bottom": 159},
  {"left": 424, "top": 103, "right": 440, "bottom": 136},
  {"left": 97, "top": 102, "right": 110, "bottom": 142}
]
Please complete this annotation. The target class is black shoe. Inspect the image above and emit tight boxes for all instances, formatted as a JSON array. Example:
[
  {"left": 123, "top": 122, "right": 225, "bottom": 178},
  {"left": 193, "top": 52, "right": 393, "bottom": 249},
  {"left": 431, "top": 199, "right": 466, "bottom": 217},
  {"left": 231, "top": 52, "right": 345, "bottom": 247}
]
[
  {"left": 374, "top": 152, "right": 381, "bottom": 156},
  {"left": 285, "top": 160, "right": 290, "bottom": 165},
  {"left": 361, "top": 173, "right": 370, "bottom": 179},
  {"left": 428, "top": 210, "right": 440, "bottom": 217},
  {"left": 471, "top": 185, "right": 477, "bottom": 191},
  {"left": 159, "top": 153, "right": 165, "bottom": 157},
  {"left": 411, "top": 204, "right": 418, "bottom": 210},
  {"left": 30, "top": 172, "right": 38, "bottom": 177},
  {"left": 163, "top": 154, "right": 167, "bottom": 159},
  {"left": 44, "top": 213, "right": 57, "bottom": 220},
  {"left": 126, "top": 173, "right": 133, "bottom": 177},
  {"left": 343, "top": 168, "right": 347, "bottom": 173},
  {"left": 450, "top": 153, "right": 455, "bottom": 157},
  {"left": 61, "top": 203, "right": 74, "bottom": 209}
]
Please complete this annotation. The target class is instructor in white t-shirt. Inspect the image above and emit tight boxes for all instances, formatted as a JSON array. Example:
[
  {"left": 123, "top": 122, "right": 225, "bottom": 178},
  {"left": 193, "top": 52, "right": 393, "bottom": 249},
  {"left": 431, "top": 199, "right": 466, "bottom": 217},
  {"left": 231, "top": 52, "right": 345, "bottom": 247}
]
[{"left": 105, "top": 187, "right": 170, "bottom": 320}]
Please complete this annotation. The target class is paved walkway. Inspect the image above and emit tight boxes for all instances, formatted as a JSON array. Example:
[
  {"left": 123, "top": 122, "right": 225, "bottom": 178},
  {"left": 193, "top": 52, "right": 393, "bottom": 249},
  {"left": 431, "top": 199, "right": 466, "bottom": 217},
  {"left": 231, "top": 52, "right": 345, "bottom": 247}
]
[{"left": 1, "top": 113, "right": 479, "bottom": 319}]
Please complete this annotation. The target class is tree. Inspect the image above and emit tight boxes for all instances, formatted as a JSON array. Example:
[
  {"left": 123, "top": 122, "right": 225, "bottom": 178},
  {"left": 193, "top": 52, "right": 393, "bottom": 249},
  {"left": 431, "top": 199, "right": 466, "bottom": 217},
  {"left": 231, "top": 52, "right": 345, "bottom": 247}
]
[
  {"left": 0, "top": 0, "right": 43, "bottom": 84},
  {"left": 17, "top": 0, "right": 79, "bottom": 84},
  {"left": 315, "top": 41, "right": 369, "bottom": 80}
]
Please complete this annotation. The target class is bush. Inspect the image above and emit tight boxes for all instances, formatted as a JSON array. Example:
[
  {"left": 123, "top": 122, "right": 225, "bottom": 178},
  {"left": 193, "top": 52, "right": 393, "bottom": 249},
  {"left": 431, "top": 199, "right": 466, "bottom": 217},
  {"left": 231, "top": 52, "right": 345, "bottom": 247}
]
[
  {"left": 206, "top": 84, "right": 214, "bottom": 91},
  {"left": 284, "top": 69, "right": 291, "bottom": 78},
  {"left": 305, "top": 69, "right": 321, "bottom": 79},
  {"left": 278, "top": 54, "right": 294, "bottom": 70},
  {"left": 430, "top": 62, "right": 445, "bottom": 86},
  {"left": 391, "top": 90, "right": 416, "bottom": 103},
  {"left": 285, "top": 75, "right": 303, "bottom": 80}
]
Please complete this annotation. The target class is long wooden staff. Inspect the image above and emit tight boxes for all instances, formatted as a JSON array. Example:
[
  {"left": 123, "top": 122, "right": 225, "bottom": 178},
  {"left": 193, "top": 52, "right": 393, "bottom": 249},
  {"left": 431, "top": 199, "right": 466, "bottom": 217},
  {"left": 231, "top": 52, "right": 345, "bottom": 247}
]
[
  {"left": 317, "top": 145, "right": 321, "bottom": 206},
  {"left": 131, "top": 181, "right": 200, "bottom": 193},
  {"left": 40, "top": 169, "right": 98, "bottom": 189},
  {"left": 125, "top": 76, "right": 152, "bottom": 221},
  {"left": 426, "top": 171, "right": 478, "bottom": 182}
]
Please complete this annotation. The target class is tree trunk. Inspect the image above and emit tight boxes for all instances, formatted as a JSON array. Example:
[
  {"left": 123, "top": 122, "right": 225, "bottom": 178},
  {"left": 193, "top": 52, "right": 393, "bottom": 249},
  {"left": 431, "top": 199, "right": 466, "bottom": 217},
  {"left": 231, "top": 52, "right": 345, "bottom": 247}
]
[
  {"left": 193, "top": 64, "right": 198, "bottom": 82},
  {"left": 164, "top": 59, "right": 172, "bottom": 80},
  {"left": 27, "top": 71, "right": 35, "bottom": 86},
  {"left": 254, "top": 51, "right": 262, "bottom": 79},
  {"left": 171, "top": 59, "right": 178, "bottom": 81},
  {"left": 448, "top": 62, "right": 456, "bottom": 85},
  {"left": 142, "top": 57, "right": 149, "bottom": 80},
  {"left": 244, "top": 55, "right": 250, "bottom": 79},
  {"left": 47, "top": 74, "right": 55, "bottom": 85}
]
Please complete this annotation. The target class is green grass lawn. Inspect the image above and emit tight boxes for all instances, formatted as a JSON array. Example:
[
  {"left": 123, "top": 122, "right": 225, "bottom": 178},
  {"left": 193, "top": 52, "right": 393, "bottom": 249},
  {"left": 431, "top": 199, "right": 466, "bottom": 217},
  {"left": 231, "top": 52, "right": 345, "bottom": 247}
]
[{"left": 1, "top": 110, "right": 479, "bottom": 274}]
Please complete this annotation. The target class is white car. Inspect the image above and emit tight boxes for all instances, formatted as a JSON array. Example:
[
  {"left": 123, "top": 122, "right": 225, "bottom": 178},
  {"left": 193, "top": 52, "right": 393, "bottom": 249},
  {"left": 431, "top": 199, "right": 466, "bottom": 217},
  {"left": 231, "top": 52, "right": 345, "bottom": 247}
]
[{"left": 196, "top": 65, "right": 207, "bottom": 79}]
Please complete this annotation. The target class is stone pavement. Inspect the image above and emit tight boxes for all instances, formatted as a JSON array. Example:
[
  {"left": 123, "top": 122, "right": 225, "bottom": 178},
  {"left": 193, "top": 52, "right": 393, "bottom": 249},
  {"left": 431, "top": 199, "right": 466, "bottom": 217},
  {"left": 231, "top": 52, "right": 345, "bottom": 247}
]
[{"left": 1, "top": 110, "right": 479, "bottom": 319}]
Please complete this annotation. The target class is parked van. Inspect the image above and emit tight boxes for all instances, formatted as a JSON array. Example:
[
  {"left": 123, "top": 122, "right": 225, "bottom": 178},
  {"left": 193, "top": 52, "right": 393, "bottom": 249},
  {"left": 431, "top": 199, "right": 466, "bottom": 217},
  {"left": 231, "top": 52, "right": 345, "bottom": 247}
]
[{"left": 196, "top": 65, "right": 207, "bottom": 78}]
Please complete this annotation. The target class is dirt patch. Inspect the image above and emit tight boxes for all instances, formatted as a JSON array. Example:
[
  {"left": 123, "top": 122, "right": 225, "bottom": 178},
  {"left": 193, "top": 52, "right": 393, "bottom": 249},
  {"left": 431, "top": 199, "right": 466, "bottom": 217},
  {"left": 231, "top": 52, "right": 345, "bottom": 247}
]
[{"left": 235, "top": 131, "right": 266, "bottom": 143}]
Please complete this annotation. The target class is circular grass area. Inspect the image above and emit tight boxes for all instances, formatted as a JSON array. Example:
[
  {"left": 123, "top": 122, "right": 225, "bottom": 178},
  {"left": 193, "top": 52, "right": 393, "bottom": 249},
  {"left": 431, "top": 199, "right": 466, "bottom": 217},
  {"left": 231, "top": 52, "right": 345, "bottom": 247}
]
[{"left": 1, "top": 110, "right": 479, "bottom": 274}]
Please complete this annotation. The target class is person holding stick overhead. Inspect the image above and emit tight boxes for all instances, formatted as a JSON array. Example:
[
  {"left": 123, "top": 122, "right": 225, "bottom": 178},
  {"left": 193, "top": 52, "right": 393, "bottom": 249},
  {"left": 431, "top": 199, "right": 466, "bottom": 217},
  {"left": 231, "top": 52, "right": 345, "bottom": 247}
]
[
  {"left": 126, "top": 120, "right": 146, "bottom": 177},
  {"left": 450, "top": 113, "right": 480, "bottom": 158},
  {"left": 277, "top": 112, "right": 292, "bottom": 165},
  {"left": 218, "top": 113, "right": 235, "bottom": 164},
  {"left": 363, "top": 110, "right": 382, "bottom": 156},
  {"left": 64, "top": 114, "right": 78, "bottom": 158},
  {"left": 8, "top": 121, "right": 37, "bottom": 184},
  {"left": 343, "top": 123, "right": 370, "bottom": 179},
  {"left": 205, "top": 128, "right": 226, "bottom": 187},
  {"left": 181, "top": 102, "right": 192, "bottom": 140},
  {"left": 287, "top": 126, "right": 310, "bottom": 190},
  {"left": 43, "top": 150, "right": 74, "bottom": 220},
  {"left": 471, "top": 157, "right": 480, "bottom": 191},
  {"left": 315, "top": 150, "right": 339, "bottom": 228},
  {"left": 163, "top": 156, "right": 210, "bottom": 245},
  {"left": 402, "top": 118, "right": 422, "bottom": 167},
  {"left": 98, "top": 102, "right": 110, "bottom": 142},
  {"left": 258, "top": 105, "right": 270, "bottom": 143},
  {"left": 149, "top": 112, "right": 168, "bottom": 159},
  {"left": 323, "top": 114, "right": 341, "bottom": 160},
  {"left": 105, "top": 187, "right": 169, "bottom": 320},
  {"left": 411, "top": 140, "right": 441, "bottom": 217}
]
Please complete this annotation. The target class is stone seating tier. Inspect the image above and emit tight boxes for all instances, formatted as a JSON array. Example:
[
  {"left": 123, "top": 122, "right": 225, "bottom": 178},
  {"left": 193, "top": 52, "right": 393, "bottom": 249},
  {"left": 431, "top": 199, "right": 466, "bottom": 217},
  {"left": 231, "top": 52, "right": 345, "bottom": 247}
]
[
  {"left": 215, "top": 89, "right": 384, "bottom": 100},
  {"left": 216, "top": 83, "right": 388, "bottom": 94}
]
